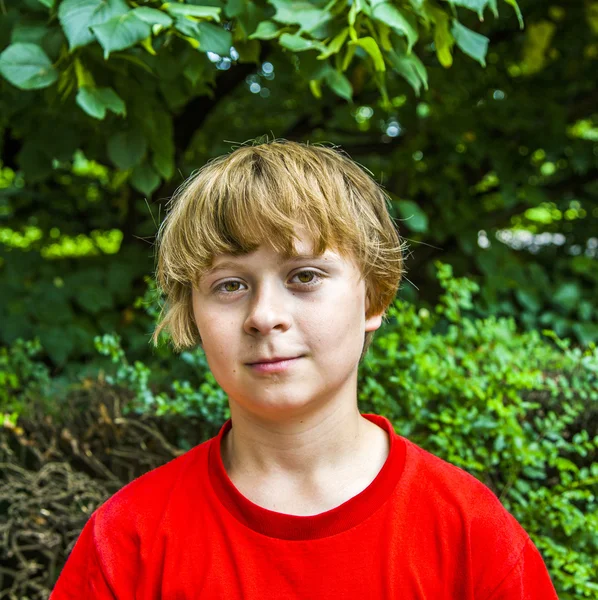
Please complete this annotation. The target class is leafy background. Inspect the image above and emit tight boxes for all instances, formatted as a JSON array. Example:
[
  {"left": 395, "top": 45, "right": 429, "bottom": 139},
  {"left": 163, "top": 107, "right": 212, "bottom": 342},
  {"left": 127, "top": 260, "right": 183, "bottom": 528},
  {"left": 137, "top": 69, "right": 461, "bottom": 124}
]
[{"left": 0, "top": 0, "right": 596, "bottom": 597}]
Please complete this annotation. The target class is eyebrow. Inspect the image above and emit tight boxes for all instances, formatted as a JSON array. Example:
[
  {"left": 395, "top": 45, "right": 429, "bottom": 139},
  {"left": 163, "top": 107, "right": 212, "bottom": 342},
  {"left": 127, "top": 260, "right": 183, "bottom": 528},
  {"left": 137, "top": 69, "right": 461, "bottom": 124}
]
[{"left": 204, "top": 254, "right": 333, "bottom": 276}]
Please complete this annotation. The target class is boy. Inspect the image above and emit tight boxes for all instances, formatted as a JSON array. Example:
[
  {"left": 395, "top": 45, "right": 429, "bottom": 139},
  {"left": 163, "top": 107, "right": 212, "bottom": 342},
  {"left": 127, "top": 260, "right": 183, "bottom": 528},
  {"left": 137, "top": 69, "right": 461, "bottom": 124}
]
[{"left": 50, "top": 139, "right": 558, "bottom": 598}]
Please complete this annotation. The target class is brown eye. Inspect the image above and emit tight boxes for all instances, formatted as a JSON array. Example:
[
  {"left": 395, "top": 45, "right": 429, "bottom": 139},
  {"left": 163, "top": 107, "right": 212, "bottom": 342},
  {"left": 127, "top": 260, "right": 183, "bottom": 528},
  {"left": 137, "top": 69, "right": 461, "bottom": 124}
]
[
  {"left": 292, "top": 270, "right": 325, "bottom": 287},
  {"left": 214, "top": 270, "right": 324, "bottom": 296}
]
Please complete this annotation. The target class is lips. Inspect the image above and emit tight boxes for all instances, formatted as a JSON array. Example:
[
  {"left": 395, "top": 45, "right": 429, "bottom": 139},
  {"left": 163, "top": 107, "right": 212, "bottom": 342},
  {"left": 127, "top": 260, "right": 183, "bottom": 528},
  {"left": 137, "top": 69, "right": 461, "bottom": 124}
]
[{"left": 248, "top": 355, "right": 302, "bottom": 365}]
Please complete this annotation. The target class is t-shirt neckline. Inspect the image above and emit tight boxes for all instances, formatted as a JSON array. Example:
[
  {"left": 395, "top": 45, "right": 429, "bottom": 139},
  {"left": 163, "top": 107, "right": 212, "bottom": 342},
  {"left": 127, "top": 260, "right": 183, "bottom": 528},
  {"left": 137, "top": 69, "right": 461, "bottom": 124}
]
[{"left": 208, "top": 413, "right": 406, "bottom": 540}]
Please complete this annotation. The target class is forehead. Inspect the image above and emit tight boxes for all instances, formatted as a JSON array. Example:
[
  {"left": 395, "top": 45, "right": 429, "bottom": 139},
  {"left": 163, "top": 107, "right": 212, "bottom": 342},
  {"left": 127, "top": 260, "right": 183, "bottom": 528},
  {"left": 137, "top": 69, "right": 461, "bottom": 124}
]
[{"left": 206, "top": 248, "right": 340, "bottom": 274}]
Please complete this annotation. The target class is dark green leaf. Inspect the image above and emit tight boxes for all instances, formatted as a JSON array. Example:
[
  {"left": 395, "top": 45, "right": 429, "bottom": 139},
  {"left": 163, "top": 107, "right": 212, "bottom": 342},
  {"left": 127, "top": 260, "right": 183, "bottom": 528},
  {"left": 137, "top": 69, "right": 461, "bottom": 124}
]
[
  {"left": 552, "top": 282, "right": 581, "bottom": 313},
  {"left": 0, "top": 43, "right": 57, "bottom": 90},
  {"left": 571, "top": 323, "right": 598, "bottom": 345},
  {"left": 193, "top": 21, "right": 232, "bottom": 55},
  {"left": 248, "top": 20, "right": 281, "bottom": 40},
  {"left": 107, "top": 129, "right": 147, "bottom": 169},
  {"left": 74, "top": 286, "right": 114, "bottom": 314},
  {"left": 515, "top": 288, "right": 542, "bottom": 314},
  {"left": 269, "top": 0, "right": 331, "bottom": 33},
  {"left": 370, "top": 2, "right": 418, "bottom": 53},
  {"left": 325, "top": 69, "right": 352, "bottom": 100},
  {"left": 58, "top": 0, "right": 129, "bottom": 50},
  {"left": 176, "top": 19, "right": 232, "bottom": 55},
  {"left": 11, "top": 22, "right": 48, "bottom": 45},
  {"left": 450, "top": 20, "right": 489, "bottom": 66},
  {"left": 132, "top": 7, "right": 174, "bottom": 27},
  {"left": 76, "top": 85, "right": 126, "bottom": 119},
  {"left": 387, "top": 40, "right": 428, "bottom": 96},
  {"left": 444, "top": 0, "right": 498, "bottom": 20},
  {"left": 91, "top": 13, "right": 152, "bottom": 59},
  {"left": 38, "top": 325, "right": 75, "bottom": 365},
  {"left": 397, "top": 200, "right": 428, "bottom": 232},
  {"left": 279, "top": 33, "right": 326, "bottom": 52},
  {"left": 164, "top": 3, "right": 221, "bottom": 20},
  {"left": 131, "top": 163, "right": 161, "bottom": 196}
]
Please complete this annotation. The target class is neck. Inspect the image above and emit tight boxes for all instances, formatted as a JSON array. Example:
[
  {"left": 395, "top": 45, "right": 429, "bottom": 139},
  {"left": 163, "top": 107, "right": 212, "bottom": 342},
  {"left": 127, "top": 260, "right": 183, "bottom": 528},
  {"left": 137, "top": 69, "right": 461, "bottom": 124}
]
[{"left": 220, "top": 401, "right": 390, "bottom": 509}]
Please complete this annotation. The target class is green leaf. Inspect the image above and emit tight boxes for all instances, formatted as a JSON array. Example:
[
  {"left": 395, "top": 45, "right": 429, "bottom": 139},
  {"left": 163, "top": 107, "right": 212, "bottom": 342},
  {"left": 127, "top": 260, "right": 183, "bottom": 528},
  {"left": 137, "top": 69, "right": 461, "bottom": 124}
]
[
  {"left": 552, "top": 282, "right": 581, "bottom": 313},
  {"left": 231, "top": 1, "right": 262, "bottom": 39},
  {"left": 397, "top": 200, "right": 428, "bottom": 232},
  {"left": 74, "top": 286, "right": 114, "bottom": 314},
  {"left": 349, "top": 37, "right": 385, "bottom": 71},
  {"left": 193, "top": 21, "right": 233, "bottom": 55},
  {"left": 176, "top": 19, "right": 232, "bottom": 55},
  {"left": 132, "top": 7, "right": 174, "bottom": 27},
  {"left": 444, "top": 0, "right": 498, "bottom": 21},
  {"left": 318, "top": 27, "right": 349, "bottom": 59},
  {"left": 324, "top": 69, "right": 352, "bottom": 100},
  {"left": 131, "top": 163, "right": 161, "bottom": 196},
  {"left": 279, "top": 33, "right": 326, "bottom": 52},
  {"left": 225, "top": 0, "right": 246, "bottom": 18},
  {"left": 58, "top": 0, "right": 129, "bottom": 51},
  {"left": 370, "top": 1, "right": 418, "bottom": 53},
  {"left": 107, "top": 130, "right": 147, "bottom": 170},
  {"left": 515, "top": 288, "right": 542, "bottom": 313},
  {"left": 248, "top": 20, "right": 281, "bottom": 40},
  {"left": 571, "top": 323, "right": 598, "bottom": 345},
  {"left": 233, "top": 39, "right": 261, "bottom": 63},
  {"left": 11, "top": 23, "right": 48, "bottom": 45},
  {"left": 164, "top": 3, "right": 221, "bottom": 21},
  {"left": 450, "top": 20, "right": 489, "bottom": 66},
  {"left": 431, "top": 6, "right": 454, "bottom": 68},
  {"left": 91, "top": 13, "right": 152, "bottom": 59},
  {"left": 76, "top": 86, "right": 126, "bottom": 119},
  {"left": 17, "top": 142, "right": 53, "bottom": 182},
  {"left": 387, "top": 40, "right": 428, "bottom": 96},
  {"left": 268, "top": 0, "right": 331, "bottom": 33},
  {"left": 503, "top": 0, "right": 524, "bottom": 29},
  {"left": 38, "top": 325, "right": 75, "bottom": 365},
  {"left": 0, "top": 43, "right": 58, "bottom": 90},
  {"left": 152, "top": 149, "right": 175, "bottom": 180}
]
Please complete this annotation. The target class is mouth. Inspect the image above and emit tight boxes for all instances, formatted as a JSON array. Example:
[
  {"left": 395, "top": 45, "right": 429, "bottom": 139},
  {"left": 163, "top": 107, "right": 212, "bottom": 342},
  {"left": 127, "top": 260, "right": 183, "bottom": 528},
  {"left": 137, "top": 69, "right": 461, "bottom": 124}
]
[
  {"left": 247, "top": 355, "right": 304, "bottom": 365},
  {"left": 246, "top": 356, "right": 304, "bottom": 373}
]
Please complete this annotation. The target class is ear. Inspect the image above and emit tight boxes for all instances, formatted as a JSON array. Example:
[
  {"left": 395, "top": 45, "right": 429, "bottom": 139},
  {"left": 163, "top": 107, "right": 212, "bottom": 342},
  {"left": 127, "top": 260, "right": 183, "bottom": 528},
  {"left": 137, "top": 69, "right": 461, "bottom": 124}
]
[{"left": 365, "top": 295, "right": 383, "bottom": 333}]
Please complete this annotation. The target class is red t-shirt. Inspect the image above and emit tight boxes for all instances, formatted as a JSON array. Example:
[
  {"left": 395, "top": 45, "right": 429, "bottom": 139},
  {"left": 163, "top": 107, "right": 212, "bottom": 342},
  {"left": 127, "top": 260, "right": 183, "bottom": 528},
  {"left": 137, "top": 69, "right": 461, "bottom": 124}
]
[{"left": 50, "top": 413, "right": 558, "bottom": 599}]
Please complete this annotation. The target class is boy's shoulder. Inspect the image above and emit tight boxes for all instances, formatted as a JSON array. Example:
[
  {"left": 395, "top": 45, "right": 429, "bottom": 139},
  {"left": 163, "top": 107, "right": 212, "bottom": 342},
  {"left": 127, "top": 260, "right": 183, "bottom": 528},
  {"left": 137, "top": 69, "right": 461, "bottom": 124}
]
[
  {"left": 91, "top": 436, "right": 212, "bottom": 531},
  {"left": 398, "top": 435, "right": 530, "bottom": 548},
  {"left": 400, "top": 435, "right": 513, "bottom": 512},
  {"left": 402, "top": 436, "right": 495, "bottom": 491}
]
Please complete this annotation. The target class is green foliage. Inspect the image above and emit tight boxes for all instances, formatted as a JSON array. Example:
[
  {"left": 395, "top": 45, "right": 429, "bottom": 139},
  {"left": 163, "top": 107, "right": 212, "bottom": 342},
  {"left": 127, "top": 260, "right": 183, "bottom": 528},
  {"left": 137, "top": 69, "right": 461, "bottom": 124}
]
[
  {"left": 93, "top": 332, "right": 230, "bottom": 426},
  {"left": 0, "top": 338, "right": 52, "bottom": 426}
]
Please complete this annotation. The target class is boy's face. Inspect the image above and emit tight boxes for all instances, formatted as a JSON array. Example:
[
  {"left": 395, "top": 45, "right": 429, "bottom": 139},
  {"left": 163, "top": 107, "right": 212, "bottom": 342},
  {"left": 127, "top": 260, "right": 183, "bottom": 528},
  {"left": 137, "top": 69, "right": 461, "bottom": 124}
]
[{"left": 191, "top": 227, "right": 382, "bottom": 421}]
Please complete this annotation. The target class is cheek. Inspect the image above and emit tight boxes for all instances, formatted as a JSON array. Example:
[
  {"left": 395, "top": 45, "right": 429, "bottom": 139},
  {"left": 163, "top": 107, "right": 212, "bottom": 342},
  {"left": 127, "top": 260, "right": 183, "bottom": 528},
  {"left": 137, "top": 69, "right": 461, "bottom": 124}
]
[
  {"left": 302, "top": 294, "right": 362, "bottom": 346},
  {"left": 193, "top": 307, "right": 234, "bottom": 353}
]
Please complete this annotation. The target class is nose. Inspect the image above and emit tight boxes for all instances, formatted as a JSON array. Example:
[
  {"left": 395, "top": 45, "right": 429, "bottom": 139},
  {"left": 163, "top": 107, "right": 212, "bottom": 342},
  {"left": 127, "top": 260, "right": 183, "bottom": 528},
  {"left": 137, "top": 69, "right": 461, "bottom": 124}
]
[{"left": 243, "top": 279, "right": 293, "bottom": 337}]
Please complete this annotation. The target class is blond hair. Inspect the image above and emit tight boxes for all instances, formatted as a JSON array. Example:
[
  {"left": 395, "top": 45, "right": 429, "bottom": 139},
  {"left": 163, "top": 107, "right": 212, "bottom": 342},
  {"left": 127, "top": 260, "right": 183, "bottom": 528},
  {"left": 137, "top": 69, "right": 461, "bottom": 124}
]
[{"left": 152, "top": 138, "right": 406, "bottom": 363}]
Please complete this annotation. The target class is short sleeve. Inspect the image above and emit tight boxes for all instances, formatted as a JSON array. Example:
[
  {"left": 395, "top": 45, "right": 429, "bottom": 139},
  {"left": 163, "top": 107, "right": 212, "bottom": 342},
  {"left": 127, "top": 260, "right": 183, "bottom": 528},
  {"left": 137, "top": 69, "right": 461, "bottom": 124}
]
[
  {"left": 483, "top": 536, "right": 559, "bottom": 600},
  {"left": 50, "top": 506, "right": 139, "bottom": 599}
]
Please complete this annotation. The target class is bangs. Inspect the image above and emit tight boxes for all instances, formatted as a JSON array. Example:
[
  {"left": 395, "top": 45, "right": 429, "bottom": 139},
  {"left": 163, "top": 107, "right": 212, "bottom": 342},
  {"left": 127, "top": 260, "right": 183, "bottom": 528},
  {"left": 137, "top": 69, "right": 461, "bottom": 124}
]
[{"left": 156, "top": 142, "right": 389, "bottom": 288}]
